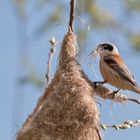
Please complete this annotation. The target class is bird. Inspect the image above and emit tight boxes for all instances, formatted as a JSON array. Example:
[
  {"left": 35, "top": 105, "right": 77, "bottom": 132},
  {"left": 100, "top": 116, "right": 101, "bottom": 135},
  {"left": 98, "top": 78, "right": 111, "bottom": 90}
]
[{"left": 93, "top": 42, "right": 140, "bottom": 94}]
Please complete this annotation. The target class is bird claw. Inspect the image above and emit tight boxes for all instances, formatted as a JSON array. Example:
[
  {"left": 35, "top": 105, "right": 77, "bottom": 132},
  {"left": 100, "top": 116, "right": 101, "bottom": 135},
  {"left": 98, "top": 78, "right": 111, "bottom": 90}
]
[
  {"left": 111, "top": 89, "right": 120, "bottom": 99},
  {"left": 92, "top": 81, "right": 105, "bottom": 87}
]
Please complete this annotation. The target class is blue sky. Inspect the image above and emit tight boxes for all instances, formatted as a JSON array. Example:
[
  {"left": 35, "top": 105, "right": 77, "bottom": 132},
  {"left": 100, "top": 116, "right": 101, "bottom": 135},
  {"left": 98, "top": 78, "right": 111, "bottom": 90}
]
[{"left": 0, "top": 0, "right": 140, "bottom": 140}]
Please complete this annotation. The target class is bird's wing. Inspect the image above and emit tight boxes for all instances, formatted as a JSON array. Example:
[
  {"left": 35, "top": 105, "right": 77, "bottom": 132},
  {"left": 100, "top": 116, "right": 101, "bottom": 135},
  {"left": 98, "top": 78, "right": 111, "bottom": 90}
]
[{"left": 103, "top": 55, "right": 137, "bottom": 86}]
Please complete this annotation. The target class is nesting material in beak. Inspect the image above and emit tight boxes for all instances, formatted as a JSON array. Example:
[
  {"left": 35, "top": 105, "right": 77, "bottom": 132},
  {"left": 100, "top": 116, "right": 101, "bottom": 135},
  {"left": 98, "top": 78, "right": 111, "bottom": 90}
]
[
  {"left": 89, "top": 46, "right": 99, "bottom": 59},
  {"left": 82, "top": 46, "right": 99, "bottom": 62}
]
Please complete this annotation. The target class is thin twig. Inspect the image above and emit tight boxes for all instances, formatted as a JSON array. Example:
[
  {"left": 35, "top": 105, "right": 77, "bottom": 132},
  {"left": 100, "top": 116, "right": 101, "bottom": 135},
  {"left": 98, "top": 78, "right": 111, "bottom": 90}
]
[
  {"left": 45, "top": 37, "right": 57, "bottom": 85},
  {"left": 101, "top": 119, "right": 140, "bottom": 131},
  {"left": 69, "top": 0, "right": 76, "bottom": 32},
  {"left": 127, "top": 98, "right": 140, "bottom": 104}
]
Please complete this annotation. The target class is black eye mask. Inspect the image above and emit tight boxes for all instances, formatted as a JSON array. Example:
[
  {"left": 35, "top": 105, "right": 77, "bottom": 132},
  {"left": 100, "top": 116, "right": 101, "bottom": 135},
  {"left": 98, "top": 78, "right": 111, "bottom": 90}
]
[{"left": 103, "top": 44, "right": 113, "bottom": 51}]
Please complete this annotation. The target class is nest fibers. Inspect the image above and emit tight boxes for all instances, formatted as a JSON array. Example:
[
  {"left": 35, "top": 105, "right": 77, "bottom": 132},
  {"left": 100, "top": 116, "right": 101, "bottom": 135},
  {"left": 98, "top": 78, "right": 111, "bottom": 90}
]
[{"left": 16, "top": 31, "right": 101, "bottom": 140}]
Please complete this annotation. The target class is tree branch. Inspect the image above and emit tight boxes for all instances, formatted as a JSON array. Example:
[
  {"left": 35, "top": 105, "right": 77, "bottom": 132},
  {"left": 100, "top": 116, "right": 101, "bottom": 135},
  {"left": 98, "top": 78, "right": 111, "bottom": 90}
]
[
  {"left": 93, "top": 84, "right": 140, "bottom": 105},
  {"left": 101, "top": 119, "right": 140, "bottom": 131},
  {"left": 69, "top": 0, "right": 76, "bottom": 32},
  {"left": 45, "top": 37, "right": 57, "bottom": 85}
]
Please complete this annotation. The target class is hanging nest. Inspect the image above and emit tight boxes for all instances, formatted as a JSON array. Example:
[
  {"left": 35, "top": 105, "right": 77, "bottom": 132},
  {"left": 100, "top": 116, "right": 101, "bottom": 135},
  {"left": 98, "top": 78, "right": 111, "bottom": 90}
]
[{"left": 16, "top": 30, "right": 101, "bottom": 140}]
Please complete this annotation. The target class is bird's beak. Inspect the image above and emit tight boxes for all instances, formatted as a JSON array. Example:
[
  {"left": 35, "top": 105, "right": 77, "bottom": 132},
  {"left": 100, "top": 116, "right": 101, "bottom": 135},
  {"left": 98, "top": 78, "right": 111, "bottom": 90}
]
[
  {"left": 96, "top": 45, "right": 100, "bottom": 52},
  {"left": 96, "top": 45, "right": 104, "bottom": 54},
  {"left": 95, "top": 45, "right": 101, "bottom": 53}
]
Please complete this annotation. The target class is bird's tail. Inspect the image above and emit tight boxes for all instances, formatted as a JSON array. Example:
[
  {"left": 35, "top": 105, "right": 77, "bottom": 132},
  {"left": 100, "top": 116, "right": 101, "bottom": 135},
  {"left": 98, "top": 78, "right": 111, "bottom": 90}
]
[{"left": 133, "top": 86, "right": 140, "bottom": 94}]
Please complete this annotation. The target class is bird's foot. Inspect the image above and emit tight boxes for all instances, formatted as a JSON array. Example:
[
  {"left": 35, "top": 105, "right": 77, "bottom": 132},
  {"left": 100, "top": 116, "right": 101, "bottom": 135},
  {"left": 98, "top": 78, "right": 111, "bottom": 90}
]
[
  {"left": 111, "top": 89, "right": 120, "bottom": 99},
  {"left": 92, "top": 81, "right": 106, "bottom": 87}
]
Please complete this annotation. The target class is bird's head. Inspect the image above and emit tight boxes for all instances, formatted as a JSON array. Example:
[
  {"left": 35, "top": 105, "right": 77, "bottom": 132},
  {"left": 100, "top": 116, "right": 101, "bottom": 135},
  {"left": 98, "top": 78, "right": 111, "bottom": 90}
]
[{"left": 96, "top": 43, "right": 119, "bottom": 57}]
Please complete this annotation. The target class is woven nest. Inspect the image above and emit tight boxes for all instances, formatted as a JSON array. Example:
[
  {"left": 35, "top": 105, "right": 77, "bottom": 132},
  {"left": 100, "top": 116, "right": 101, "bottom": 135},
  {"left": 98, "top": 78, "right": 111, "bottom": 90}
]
[{"left": 16, "top": 31, "right": 101, "bottom": 140}]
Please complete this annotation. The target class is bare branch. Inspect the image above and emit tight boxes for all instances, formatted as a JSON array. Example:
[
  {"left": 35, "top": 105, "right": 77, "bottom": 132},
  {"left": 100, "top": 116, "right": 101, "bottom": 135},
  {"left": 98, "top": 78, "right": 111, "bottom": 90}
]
[
  {"left": 45, "top": 37, "right": 57, "bottom": 85},
  {"left": 101, "top": 119, "right": 140, "bottom": 131},
  {"left": 69, "top": 0, "right": 76, "bottom": 32},
  {"left": 127, "top": 98, "right": 140, "bottom": 104}
]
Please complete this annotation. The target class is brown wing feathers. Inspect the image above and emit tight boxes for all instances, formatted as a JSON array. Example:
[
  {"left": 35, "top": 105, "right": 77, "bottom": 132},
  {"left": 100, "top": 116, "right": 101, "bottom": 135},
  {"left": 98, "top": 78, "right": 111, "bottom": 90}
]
[{"left": 103, "top": 55, "right": 137, "bottom": 86}]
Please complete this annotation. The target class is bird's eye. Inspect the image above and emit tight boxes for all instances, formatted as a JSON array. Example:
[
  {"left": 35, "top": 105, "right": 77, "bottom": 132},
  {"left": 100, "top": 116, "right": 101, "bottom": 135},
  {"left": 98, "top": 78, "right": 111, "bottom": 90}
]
[{"left": 103, "top": 44, "right": 113, "bottom": 51}]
